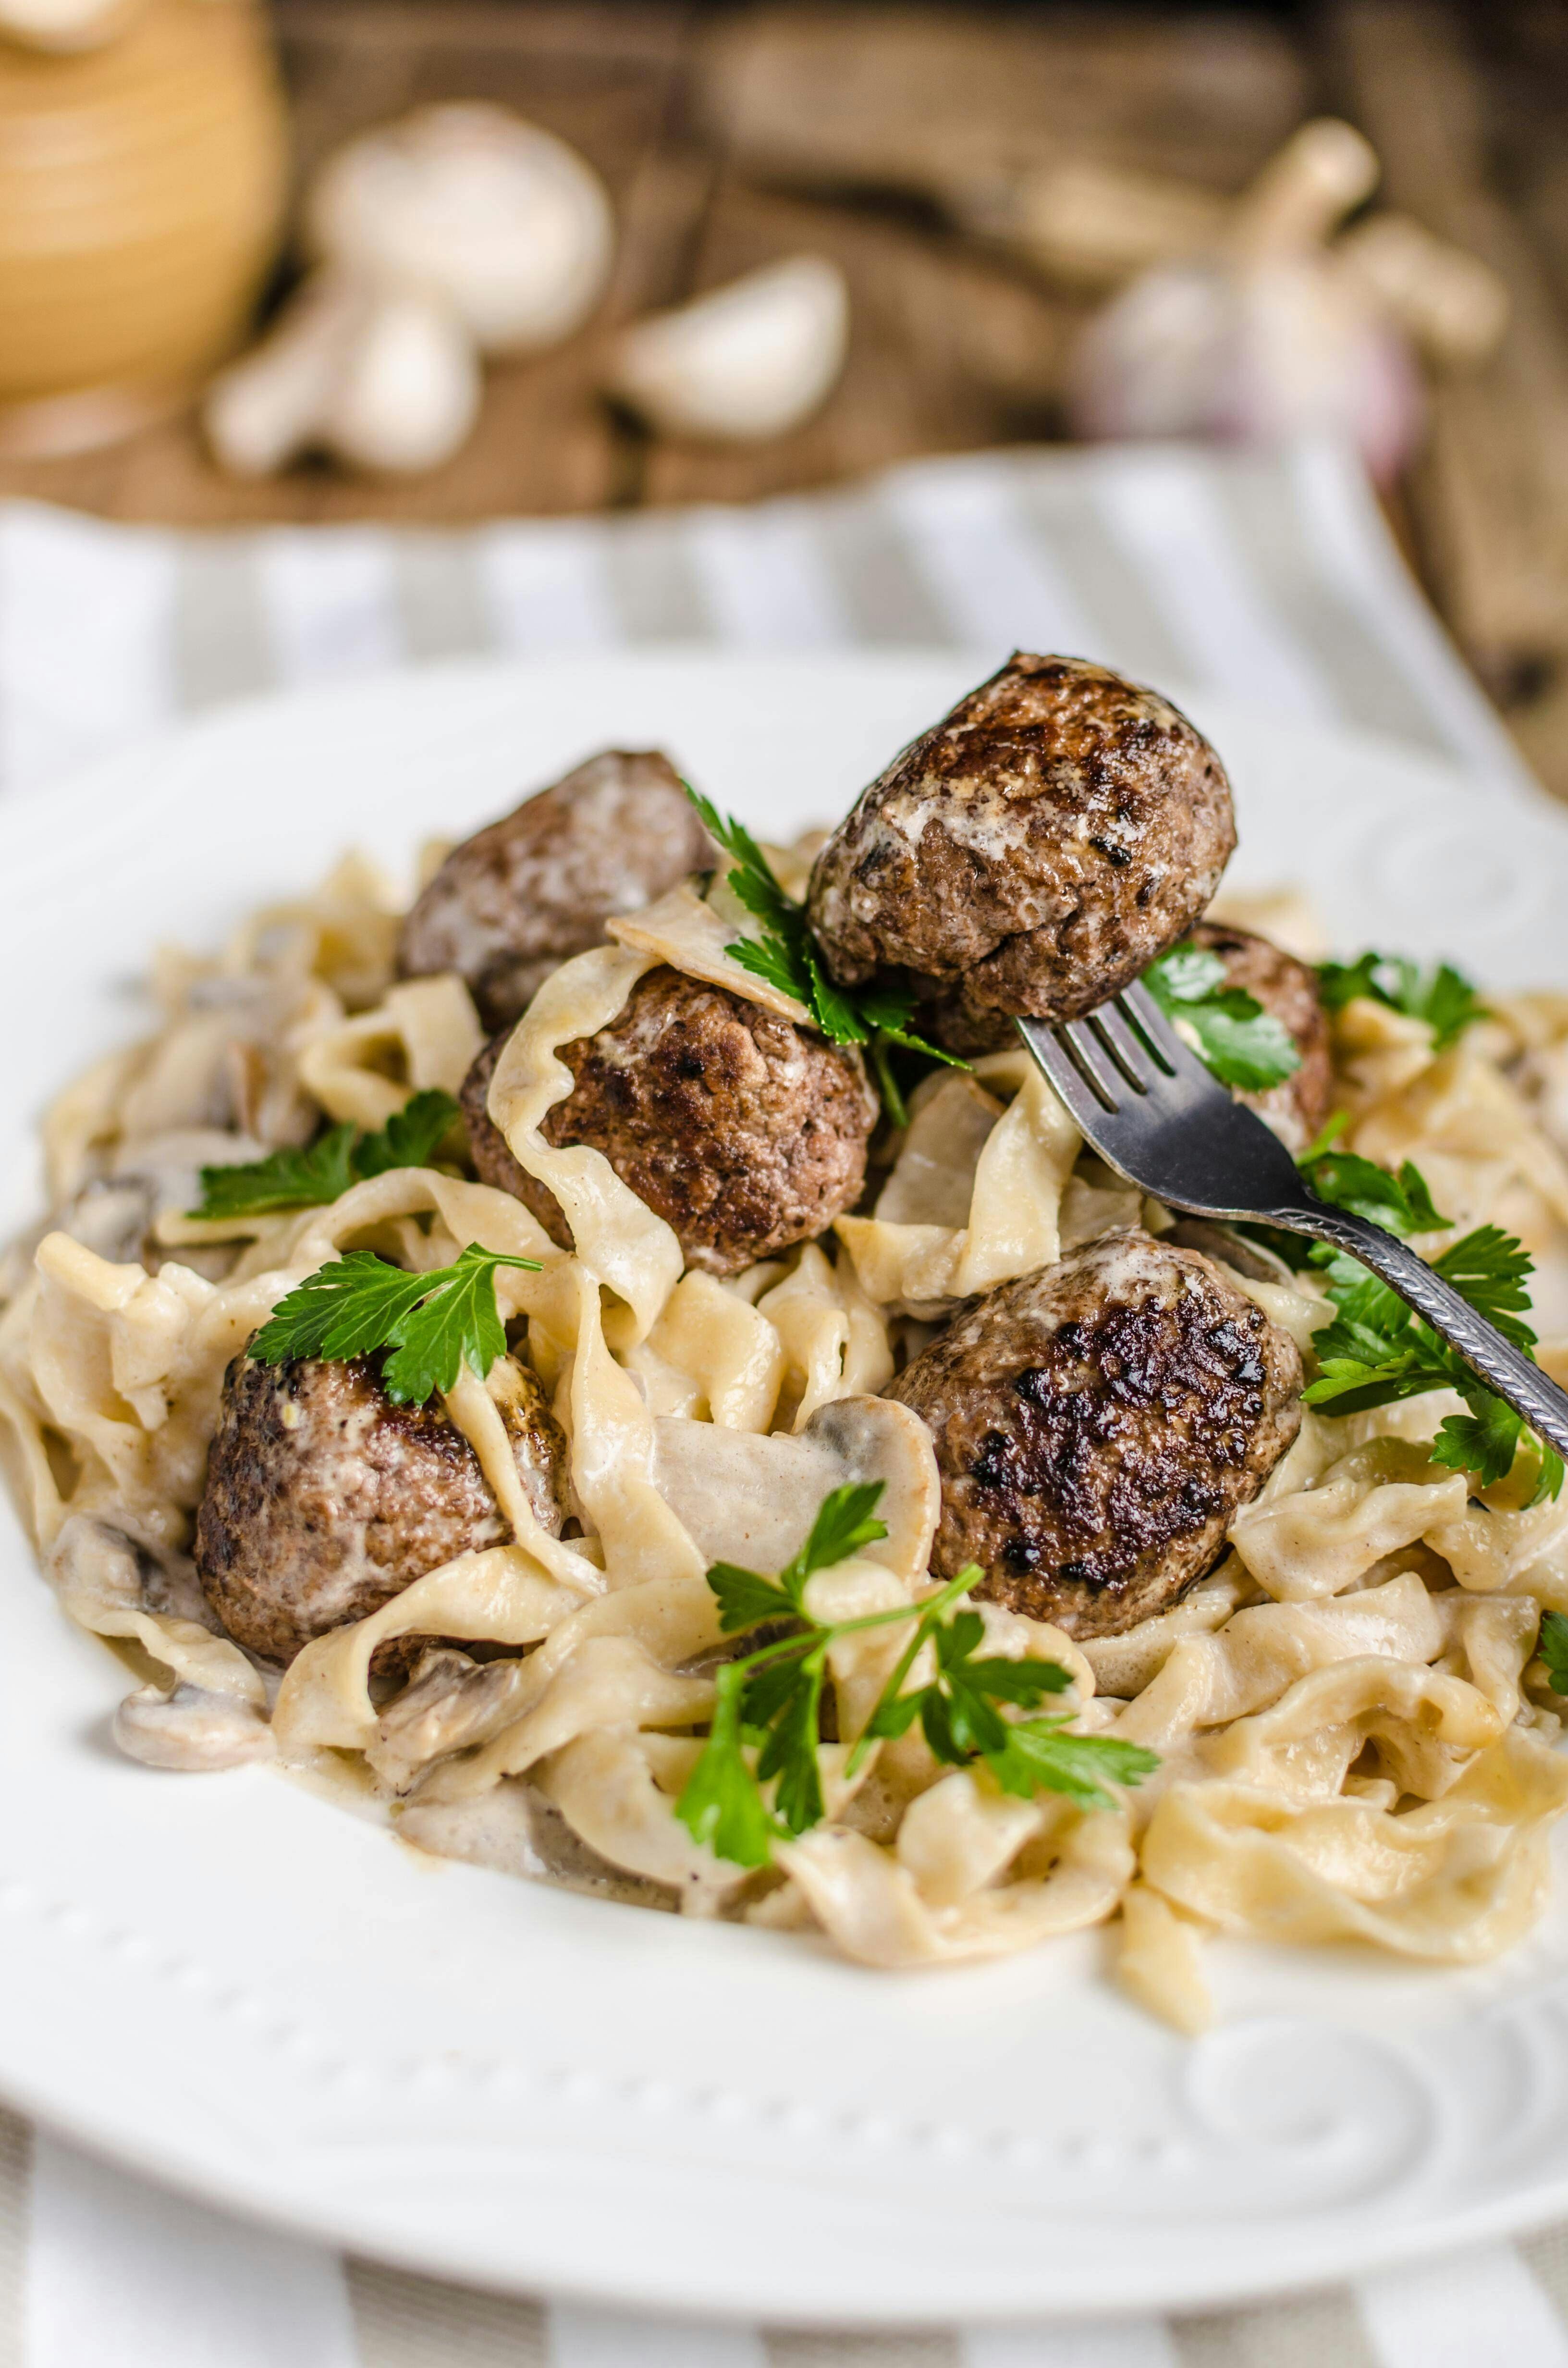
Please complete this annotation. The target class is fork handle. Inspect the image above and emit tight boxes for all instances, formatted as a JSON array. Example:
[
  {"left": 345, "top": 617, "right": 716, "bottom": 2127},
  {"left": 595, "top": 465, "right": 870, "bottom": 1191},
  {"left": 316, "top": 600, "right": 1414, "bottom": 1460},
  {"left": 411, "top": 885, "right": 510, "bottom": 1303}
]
[{"left": 1268, "top": 1195, "right": 1568, "bottom": 1465}]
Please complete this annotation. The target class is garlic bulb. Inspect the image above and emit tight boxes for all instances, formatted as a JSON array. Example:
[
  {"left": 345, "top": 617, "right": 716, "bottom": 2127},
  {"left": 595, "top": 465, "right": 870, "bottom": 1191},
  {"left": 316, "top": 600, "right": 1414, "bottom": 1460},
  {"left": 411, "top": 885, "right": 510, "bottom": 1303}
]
[
  {"left": 1067, "top": 119, "right": 1425, "bottom": 483},
  {"left": 306, "top": 102, "right": 615, "bottom": 355},
  {"left": 204, "top": 271, "right": 480, "bottom": 478},
  {"left": 609, "top": 256, "right": 850, "bottom": 442},
  {"left": 1070, "top": 256, "right": 1422, "bottom": 483}
]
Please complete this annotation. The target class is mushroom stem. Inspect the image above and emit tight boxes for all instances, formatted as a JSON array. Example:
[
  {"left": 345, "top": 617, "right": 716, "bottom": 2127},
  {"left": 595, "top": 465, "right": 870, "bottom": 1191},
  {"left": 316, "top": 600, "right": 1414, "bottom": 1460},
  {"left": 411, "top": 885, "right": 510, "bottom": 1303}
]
[{"left": 204, "top": 270, "right": 481, "bottom": 479}]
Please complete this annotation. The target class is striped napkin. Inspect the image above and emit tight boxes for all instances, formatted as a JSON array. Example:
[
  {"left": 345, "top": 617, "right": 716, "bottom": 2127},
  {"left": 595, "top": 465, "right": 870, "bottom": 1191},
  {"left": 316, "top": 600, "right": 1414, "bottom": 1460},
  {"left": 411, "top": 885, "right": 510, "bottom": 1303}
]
[{"left": 0, "top": 438, "right": 1565, "bottom": 2368}]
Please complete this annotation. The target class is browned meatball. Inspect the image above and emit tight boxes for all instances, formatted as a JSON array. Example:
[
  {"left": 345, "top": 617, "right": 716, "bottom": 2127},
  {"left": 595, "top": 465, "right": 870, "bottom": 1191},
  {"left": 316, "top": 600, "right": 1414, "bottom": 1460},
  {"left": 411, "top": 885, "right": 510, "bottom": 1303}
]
[
  {"left": 886, "top": 1229, "right": 1301, "bottom": 1639},
  {"left": 398, "top": 748, "right": 715, "bottom": 1032},
  {"left": 1188, "top": 920, "right": 1332, "bottom": 1154},
  {"left": 808, "top": 653, "right": 1236, "bottom": 1054},
  {"left": 461, "top": 967, "right": 877, "bottom": 1277},
  {"left": 194, "top": 1349, "right": 567, "bottom": 1665}
]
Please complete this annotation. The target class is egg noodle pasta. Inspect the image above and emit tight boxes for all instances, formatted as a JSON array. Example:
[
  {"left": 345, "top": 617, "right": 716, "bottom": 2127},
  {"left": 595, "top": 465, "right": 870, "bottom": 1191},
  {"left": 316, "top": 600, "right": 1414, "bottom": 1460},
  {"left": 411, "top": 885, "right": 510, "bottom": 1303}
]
[{"left": 6, "top": 825, "right": 1568, "bottom": 2035}]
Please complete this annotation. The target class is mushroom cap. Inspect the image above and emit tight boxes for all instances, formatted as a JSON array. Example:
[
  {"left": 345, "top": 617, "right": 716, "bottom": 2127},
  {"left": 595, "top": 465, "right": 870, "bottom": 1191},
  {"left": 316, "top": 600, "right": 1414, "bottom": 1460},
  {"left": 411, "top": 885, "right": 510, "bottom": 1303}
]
[{"left": 307, "top": 102, "right": 615, "bottom": 354}]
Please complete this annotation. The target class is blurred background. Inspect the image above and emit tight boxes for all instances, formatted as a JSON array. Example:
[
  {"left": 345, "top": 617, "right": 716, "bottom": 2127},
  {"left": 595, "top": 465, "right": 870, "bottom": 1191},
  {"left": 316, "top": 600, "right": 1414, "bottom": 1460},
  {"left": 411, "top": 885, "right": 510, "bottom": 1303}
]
[{"left": 0, "top": 0, "right": 1562, "bottom": 782}]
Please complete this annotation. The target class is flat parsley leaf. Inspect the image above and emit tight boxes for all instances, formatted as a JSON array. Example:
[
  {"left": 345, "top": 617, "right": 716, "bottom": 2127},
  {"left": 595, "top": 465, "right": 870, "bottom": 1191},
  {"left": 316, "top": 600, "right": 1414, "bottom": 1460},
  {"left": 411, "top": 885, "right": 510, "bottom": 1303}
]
[
  {"left": 1293, "top": 1149, "right": 1563, "bottom": 1503},
  {"left": 675, "top": 1662, "right": 780, "bottom": 1868},
  {"left": 250, "top": 1241, "right": 541, "bottom": 1404},
  {"left": 193, "top": 1090, "right": 460, "bottom": 1219},
  {"left": 1301, "top": 1141, "right": 1450, "bottom": 1237},
  {"left": 1144, "top": 943, "right": 1301, "bottom": 1092},
  {"left": 1538, "top": 1609, "right": 1568, "bottom": 1695},
  {"left": 984, "top": 1721, "right": 1160, "bottom": 1811},
  {"left": 706, "top": 1562, "right": 800, "bottom": 1635},
  {"left": 865, "top": 1609, "right": 1067, "bottom": 1760},
  {"left": 353, "top": 1091, "right": 463, "bottom": 1179},
  {"left": 707, "top": 1481, "right": 891, "bottom": 1635},
  {"left": 682, "top": 781, "right": 968, "bottom": 1125},
  {"left": 677, "top": 1499, "right": 1161, "bottom": 1872},
  {"left": 1318, "top": 952, "right": 1488, "bottom": 1051},
  {"left": 860, "top": 1603, "right": 1151, "bottom": 1808}
]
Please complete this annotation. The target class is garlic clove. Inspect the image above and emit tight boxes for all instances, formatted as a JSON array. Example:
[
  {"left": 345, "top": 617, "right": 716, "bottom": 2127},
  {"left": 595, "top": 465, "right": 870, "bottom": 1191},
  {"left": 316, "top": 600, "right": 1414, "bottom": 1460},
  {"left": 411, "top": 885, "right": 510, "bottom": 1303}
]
[
  {"left": 318, "top": 290, "right": 482, "bottom": 475},
  {"left": 608, "top": 255, "right": 850, "bottom": 443},
  {"left": 306, "top": 102, "right": 615, "bottom": 356},
  {"left": 1338, "top": 212, "right": 1510, "bottom": 370},
  {"left": 204, "top": 271, "right": 482, "bottom": 479}
]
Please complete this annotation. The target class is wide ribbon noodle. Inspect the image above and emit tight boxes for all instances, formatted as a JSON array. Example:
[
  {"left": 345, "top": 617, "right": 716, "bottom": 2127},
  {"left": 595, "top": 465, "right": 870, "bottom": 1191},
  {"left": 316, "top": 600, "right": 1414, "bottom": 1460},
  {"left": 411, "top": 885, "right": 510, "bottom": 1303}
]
[{"left": 5, "top": 843, "right": 1568, "bottom": 2029}]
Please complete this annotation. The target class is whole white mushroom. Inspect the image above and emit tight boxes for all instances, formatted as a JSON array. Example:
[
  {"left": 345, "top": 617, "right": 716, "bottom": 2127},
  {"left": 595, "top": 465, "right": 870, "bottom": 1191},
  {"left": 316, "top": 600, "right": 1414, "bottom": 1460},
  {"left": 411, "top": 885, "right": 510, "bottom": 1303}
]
[
  {"left": 203, "top": 271, "right": 481, "bottom": 478},
  {"left": 608, "top": 256, "right": 850, "bottom": 443},
  {"left": 306, "top": 101, "right": 616, "bottom": 354}
]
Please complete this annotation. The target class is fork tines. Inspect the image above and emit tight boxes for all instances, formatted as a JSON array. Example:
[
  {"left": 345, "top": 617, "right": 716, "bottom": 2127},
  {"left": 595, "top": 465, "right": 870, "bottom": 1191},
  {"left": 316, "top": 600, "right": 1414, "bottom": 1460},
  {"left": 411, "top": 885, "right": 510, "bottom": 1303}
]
[{"left": 1021, "top": 982, "right": 1188, "bottom": 1121}]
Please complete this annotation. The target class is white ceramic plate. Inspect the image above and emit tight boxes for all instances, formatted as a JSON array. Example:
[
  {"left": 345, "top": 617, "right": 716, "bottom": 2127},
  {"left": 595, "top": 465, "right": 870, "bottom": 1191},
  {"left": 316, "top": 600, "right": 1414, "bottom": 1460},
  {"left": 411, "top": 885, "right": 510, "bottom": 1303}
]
[{"left": 5, "top": 653, "right": 1568, "bottom": 2327}]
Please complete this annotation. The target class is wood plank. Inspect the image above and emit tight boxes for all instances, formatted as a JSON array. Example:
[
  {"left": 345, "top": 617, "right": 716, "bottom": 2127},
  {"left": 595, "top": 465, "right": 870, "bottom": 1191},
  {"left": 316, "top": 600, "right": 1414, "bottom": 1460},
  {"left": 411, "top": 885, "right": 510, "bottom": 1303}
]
[
  {"left": 642, "top": 183, "right": 1081, "bottom": 509},
  {"left": 696, "top": 4, "right": 1310, "bottom": 221},
  {"left": 1330, "top": 1, "right": 1568, "bottom": 704}
]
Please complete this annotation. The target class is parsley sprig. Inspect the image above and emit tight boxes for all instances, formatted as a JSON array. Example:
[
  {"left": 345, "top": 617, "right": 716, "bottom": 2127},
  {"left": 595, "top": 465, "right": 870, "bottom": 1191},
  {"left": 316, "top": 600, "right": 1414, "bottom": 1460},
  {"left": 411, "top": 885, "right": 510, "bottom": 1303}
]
[
  {"left": 1144, "top": 942, "right": 1301, "bottom": 1092},
  {"left": 192, "top": 1090, "right": 461, "bottom": 1221},
  {"left": 684, "top": 785, "right": 967, "bottom": 1127},
  {"left": 1317, "top": 952, "right": 1487, "bottom": 1051},
  {"left": 1537, "top": 1610, "right": 1568, "bottom": 1695},
  {"left": 1274, "top": 1122, "right": 1566, "bottom": 1503},
  {"left": 675, "top": 1482, "right": 1157, "bottom": 1868},
  {"left": 250, "top": 1241, "right": 540, "bottom": 1405}
]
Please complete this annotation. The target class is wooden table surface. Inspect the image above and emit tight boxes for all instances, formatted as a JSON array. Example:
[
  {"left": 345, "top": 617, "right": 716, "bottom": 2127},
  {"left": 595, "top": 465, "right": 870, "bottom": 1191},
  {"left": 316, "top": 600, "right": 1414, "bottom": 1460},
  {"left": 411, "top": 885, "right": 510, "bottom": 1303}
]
[{"left": 6, "top": 0, "right": 1568, "bottom": 791}]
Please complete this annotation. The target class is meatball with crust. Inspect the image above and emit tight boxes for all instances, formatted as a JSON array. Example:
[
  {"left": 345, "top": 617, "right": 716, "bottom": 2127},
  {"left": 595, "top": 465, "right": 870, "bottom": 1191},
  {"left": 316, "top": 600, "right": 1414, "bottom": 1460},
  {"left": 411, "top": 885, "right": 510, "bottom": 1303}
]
[
  {"left": 398, "top": 748, "right": 715, "bottom": 1032},
  {"left": 1188, "top": 919, "right": 1332, "bottom": 1154},
  {"left": 195, "top": 1349, "right": 567, "bottom": 1665},
  {"left": 808, "top": 653, "right": 1236, "bottom": 1054},
  {"left": 886, "top": 1229, "right": 1301, "bottom": 1638},
  {"left": 461, "top": 966, "right": 877, "bottom": 1276}
]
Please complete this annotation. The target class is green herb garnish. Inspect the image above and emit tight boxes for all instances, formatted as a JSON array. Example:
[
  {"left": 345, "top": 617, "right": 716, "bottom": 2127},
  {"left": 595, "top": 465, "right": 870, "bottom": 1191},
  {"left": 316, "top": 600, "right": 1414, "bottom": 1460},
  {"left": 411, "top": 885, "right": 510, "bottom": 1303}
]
[
  {"left": 1288, "top": 1140, "right": 1564, "bottom": 1504},
  {"left": 1317, "top": 952, "right": 1488, "bottom": 1051},
  {"left": 684, "top": 785, "right": 967, "bottom": 1126},
  {"left": 675, "top": 1482, "right": 1157, "bottom": 1868},
  {"left": 192, "top": 1090, "right": 461, "bottom": 1220},
  {"left": 249, "top": 1241, "right": 540, "bottom": 1406},
  {"left": 1538, "top": 1609, "right": 1568, "bottom": 1695},
  {"left": 1144, "top": 942, "right": 1301, "bottom": 1092}
]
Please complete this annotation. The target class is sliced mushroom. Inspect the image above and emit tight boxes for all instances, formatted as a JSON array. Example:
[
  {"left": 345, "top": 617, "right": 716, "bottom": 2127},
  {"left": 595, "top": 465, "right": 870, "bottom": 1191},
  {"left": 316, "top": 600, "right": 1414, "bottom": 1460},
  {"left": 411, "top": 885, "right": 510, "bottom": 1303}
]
[
  {"left": 367, "top": 1647, "right": 534, "bottom": 1792},
  {"left": 652, "top": 1393, "right": 940, "bottom": 1581},
  {"left": 112, "top": 1683, "right": 275, "bottom": 1772},
  {"left": 398, "top": 1778, "right": 678, "bottom": 1910}
]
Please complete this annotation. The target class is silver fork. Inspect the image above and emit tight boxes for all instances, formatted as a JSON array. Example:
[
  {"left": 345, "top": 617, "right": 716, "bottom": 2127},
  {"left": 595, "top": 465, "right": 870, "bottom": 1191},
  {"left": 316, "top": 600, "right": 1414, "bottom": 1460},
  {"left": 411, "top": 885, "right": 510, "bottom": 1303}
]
[{"left": 1017, "top": 981, "right": 1568, "bottom": 1464}]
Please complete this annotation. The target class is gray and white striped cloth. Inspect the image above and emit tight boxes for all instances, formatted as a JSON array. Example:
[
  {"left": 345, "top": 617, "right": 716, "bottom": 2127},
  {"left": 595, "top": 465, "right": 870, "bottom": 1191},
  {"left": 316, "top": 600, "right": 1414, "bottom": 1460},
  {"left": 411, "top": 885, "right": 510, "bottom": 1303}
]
[{"left": 1, "top": 437, "right": 1566, "bottom": 2368}]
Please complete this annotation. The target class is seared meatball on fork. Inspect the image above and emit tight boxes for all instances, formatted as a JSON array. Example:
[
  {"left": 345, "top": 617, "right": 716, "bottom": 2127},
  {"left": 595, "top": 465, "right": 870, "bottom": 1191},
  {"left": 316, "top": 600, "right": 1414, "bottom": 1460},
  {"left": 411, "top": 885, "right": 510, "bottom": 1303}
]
[{"left": 808, "top": 653, "right": 1236, "bottom": 1055}]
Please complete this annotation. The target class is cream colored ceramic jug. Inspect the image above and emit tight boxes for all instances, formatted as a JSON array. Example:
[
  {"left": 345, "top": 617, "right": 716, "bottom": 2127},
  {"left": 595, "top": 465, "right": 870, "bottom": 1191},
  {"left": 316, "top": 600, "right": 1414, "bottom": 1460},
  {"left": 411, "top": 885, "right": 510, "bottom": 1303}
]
[{"left": 0, "top": 0, "right": 288, "bottom": 454}]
